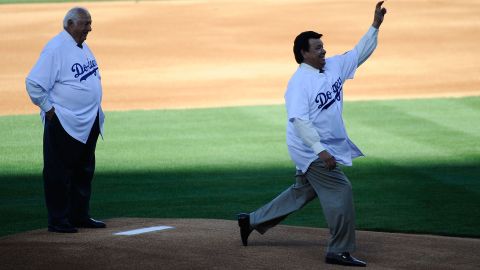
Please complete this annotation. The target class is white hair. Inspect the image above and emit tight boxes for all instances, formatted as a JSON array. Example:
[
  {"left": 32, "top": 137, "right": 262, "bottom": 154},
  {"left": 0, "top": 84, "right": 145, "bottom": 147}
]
[{"left": 63, "top": 7, "right": 90, "bottom": 29}]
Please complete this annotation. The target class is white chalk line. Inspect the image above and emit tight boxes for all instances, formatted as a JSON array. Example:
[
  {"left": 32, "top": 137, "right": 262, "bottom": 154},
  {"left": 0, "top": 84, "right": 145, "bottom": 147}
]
[{"left": 114, "top": 226, "right": 174, "bottom": 236}]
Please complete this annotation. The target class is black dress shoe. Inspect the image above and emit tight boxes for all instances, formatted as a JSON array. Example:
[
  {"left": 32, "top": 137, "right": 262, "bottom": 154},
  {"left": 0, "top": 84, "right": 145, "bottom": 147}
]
[
  {"left": 70, "top": 218, "right": 106, "bottom": 228},
  {"left": 48, "top": 223, "right": 78, "bottom": 233},
  {"left": 237, "top": 213, "right": 253, "bottom": 246},
  {"left": 325, "top": 252, "right": 366, "bottom": 267}
]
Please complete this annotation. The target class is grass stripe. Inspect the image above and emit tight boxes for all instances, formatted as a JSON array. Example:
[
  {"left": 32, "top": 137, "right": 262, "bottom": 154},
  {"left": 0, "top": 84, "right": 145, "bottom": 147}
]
[{"left": 0, "top": 97, "right": 479, "bottom": 237}]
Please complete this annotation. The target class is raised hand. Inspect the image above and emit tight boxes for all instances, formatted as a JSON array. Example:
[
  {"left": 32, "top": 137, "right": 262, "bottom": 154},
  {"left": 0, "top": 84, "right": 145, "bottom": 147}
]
[{"left": 372, "top": 1, "right": 387, "bottom": 29}]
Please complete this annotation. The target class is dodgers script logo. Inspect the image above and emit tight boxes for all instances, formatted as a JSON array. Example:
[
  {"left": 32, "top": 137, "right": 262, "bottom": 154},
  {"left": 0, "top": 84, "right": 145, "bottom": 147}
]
[
  {"left": 315, "top": 77, "right": 343, "bottom": 111},
  {"left": 71, "top": 58, "right": 98, "bottom": 82}
]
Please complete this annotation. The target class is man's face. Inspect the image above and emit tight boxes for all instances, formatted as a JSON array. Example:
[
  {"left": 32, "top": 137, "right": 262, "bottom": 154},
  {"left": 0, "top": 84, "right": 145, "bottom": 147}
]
[
  {"left": 302, "top": 38, "right": 326, "bottom": 70},
  {"left": 67, "top": 12, "right": 92, "bottom": 45}
]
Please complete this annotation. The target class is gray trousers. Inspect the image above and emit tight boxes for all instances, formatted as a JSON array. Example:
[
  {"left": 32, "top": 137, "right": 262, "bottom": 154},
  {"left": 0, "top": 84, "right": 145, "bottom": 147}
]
[{"left": 250, "top": 159, "right": 356, "bottom": 253}]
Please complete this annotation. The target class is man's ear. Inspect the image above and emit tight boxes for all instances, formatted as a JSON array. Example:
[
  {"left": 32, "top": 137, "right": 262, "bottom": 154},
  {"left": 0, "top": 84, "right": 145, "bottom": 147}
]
[
  {"left": 301, "top": 49, "right": 307, "bottom": 58},
  {"left": 67, "top": 19, "right": 74, "bottom": 28}
]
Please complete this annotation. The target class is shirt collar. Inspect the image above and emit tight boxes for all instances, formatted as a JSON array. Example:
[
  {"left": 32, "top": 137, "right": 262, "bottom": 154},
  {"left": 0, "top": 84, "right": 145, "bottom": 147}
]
[
  {"left": 300, "top": 63, "right": 324, "bottom": 74},
  {"left": 60, "top": 30, "right": 83, "bottom": 48},
  {"left": 300, "top": 63, "right": 318, "bottom": 71}
]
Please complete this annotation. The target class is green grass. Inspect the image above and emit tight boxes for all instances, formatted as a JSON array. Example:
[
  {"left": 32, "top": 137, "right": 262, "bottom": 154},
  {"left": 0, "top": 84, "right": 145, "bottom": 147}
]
[{"left": 1, "top": 97, "right": 479, "bottom": 238}]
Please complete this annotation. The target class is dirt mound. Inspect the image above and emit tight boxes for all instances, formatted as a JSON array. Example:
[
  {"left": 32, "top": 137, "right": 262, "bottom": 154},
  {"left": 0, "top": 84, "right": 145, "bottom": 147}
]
[{"left": 0, "top": 218, "right": 479, "bottom": 269}]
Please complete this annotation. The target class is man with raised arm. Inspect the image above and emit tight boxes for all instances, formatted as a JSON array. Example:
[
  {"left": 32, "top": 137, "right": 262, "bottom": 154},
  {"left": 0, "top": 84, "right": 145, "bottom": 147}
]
[{"left": 237, "top": 1, "right": 387, "bottom": 267}]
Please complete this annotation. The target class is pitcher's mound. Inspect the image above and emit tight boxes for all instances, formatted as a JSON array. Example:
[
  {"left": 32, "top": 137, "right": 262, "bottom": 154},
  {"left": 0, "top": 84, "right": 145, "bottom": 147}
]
[{"left": 0, "top": 218, "right": 479, "bottom": 270}]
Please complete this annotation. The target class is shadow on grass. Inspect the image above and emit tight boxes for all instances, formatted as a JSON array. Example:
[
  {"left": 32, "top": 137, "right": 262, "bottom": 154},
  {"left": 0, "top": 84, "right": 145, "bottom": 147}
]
[{"left": 1, "top": 162, "right": 479, "bottom": 238}]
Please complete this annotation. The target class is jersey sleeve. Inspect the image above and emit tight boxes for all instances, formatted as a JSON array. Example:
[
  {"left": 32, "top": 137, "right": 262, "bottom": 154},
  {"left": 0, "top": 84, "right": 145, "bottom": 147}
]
[
  {"left": 25, "top": 79, "right": 53, "bottom": 112},
  {"left": 285, "top": 77, "right": 309, "bottom": 121},
  {"left": 331, "top": 49, "right": 359, "bottom": 82},
  {"left": 355, "top": 26, "right": 379, "bottom": 67},
  {"left": 292, "top": 118, "right": 326, "bottom": 154},
  {"left": 26, "top": 49, "right": 60, "bottom": 92}
]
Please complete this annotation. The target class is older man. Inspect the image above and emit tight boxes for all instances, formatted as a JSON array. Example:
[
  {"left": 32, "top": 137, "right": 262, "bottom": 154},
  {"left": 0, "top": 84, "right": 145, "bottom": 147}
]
[
  {"left": 238, "top": 1, "right": 387, "bottom": 267},
  {"left": 26, "top": 7, "right": 106, "bottom": 233}
]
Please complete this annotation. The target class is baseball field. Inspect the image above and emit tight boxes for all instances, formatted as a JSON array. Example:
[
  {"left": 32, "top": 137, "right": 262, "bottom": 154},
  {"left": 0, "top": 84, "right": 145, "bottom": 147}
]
[{"left": 1, "top": 0, "right": 479, "bottom": 269}]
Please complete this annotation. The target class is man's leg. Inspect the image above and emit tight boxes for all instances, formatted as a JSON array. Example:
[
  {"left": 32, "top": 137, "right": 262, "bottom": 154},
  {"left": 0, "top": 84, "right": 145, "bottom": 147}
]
[
  {"left": 250, "top": 172, "right": 317, "bottom": 234},
  {"left": 69, "top": 114, "right": 100, "bottom": 223},
  {"left": 305, "top": 159, "right": 356, "bottom": 253},
  {"left": 43, "top": 114, "right": 78, "bottom": 232}
]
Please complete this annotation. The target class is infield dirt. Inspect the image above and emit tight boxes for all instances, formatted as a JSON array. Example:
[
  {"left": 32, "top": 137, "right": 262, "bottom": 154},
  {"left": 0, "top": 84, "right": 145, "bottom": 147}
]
[
  {"left": 1, "top": 0, "right": 479, "bottom": 115},
  {"left": 1, "top": 218, "right": 480, "bottom": 270}
]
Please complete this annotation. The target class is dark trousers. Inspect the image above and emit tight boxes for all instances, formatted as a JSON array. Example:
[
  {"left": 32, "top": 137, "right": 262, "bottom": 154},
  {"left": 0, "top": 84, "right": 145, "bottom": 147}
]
[{"left": 43, "top": 113, "right": 100, "bottom": 226}]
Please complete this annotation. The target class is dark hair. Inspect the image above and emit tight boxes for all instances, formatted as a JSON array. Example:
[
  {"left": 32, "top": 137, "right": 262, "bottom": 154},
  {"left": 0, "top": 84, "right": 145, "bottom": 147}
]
[{"left": 293, "top": 31, "right": 322, "bottom": 64}]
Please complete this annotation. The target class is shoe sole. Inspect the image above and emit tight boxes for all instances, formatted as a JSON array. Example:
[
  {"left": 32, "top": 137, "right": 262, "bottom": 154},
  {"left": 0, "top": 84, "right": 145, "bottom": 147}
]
[{"left": 325, "top": 257, "right": 366, "bottom": 267}]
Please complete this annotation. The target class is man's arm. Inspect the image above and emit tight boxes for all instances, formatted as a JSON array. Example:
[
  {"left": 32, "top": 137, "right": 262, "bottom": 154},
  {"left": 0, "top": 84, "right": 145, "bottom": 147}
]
[
  {"left": 355, "top": 1, "right": 387, "bottom": 66},
  {"left": 291, "top": 118, "right": 337, "bottom": 170},
  {"left": 25, "top": 79, "right": 55, "bottom": 120}
]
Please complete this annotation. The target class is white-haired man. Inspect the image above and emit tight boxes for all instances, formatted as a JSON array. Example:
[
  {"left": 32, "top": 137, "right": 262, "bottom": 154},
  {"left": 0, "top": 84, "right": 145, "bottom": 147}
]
[{"left": 26, "top": 7, "right": 106, "bottom": 233}]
